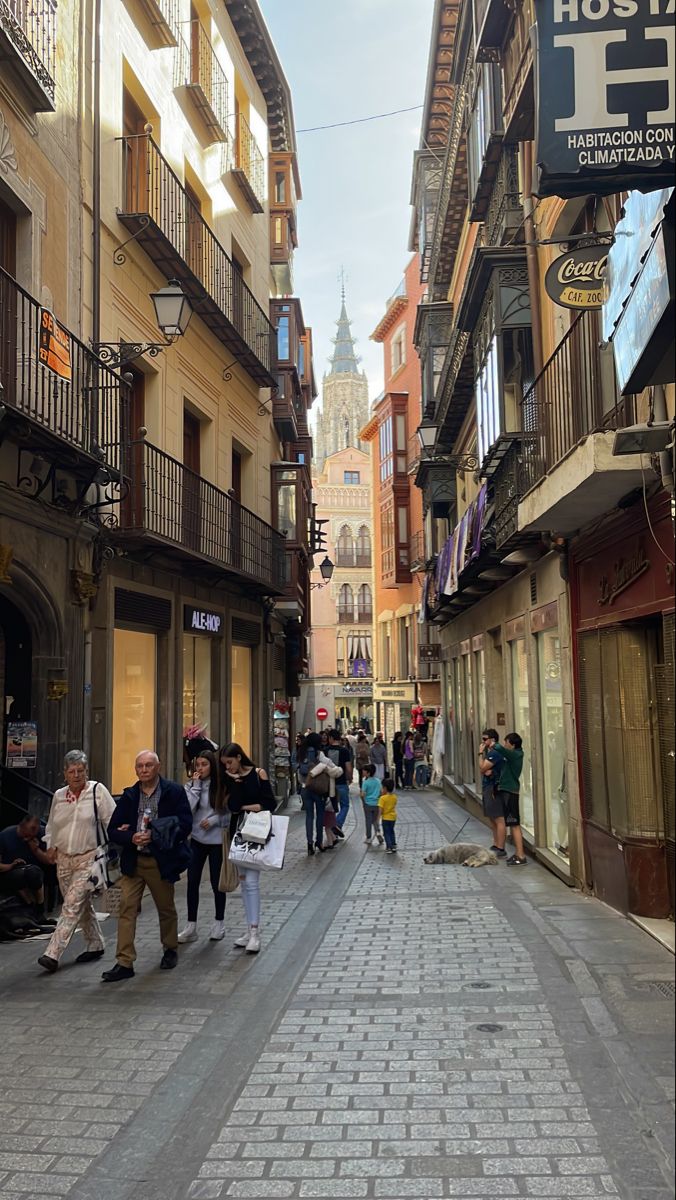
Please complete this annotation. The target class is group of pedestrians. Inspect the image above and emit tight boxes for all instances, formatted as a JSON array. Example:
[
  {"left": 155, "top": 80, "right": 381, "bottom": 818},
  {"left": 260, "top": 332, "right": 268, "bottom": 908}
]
[
  {"left": 0, "top": 737, "right": 276, "bottom": 978},
  {"left": 479, "top": 728, "right": 526, "bottom": 865}
]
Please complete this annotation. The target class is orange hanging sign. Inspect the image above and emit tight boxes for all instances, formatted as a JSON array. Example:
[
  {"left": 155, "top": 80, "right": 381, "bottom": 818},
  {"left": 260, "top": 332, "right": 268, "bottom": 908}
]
[{"left": 39, "top": 308, "right": 72, "bottom": 381}]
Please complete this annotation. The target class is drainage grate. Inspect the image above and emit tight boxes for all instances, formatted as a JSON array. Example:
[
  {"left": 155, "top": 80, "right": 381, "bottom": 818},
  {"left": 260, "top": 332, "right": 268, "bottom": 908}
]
[
  {"left": 468, "top": 981, "right": 492, "bottom": 990},
  {"left": 476, "top": 1023, "right": 504, "bottom": 1033},
  {"left": 647, "top": 981, "right": 676, "bottom": 999}
]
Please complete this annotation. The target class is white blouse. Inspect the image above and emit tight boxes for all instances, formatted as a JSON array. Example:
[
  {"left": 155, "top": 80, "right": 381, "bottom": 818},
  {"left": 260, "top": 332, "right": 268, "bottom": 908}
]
[{"left": 44, "top": 780, "right": 117, "bottom": 856}]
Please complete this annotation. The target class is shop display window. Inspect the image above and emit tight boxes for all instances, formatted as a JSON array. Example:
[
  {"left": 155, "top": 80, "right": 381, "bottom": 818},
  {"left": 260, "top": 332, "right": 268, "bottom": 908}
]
[
  {"left": 537, "top": 629, "right": 568, "bottom": 862},
  {"left": 231, "top": 644, "right": 252, "bottom": 754},
  {"left": 112, "top": 629, "right": 156, "bottom": 795},
  {"left": 183, "top": 635, "right": 212, "bottom": 736},
  {"left": 509, "top": 638, "right": 534, "bottom": 833}
]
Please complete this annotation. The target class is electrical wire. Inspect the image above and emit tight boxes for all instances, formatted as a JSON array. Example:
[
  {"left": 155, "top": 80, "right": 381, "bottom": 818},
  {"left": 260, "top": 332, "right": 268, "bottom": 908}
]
[
  {"left": 640, "top": 454, "right": 676, "bottom": 566},
  {"left": 297, "top": 104, "right": 424, "bottom": 133}
]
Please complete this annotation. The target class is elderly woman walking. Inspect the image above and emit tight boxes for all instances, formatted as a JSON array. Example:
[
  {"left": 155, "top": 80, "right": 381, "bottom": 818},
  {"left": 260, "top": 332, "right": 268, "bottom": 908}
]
[{"left": 37, "top": 750, "right": 116, "bottom": 973}]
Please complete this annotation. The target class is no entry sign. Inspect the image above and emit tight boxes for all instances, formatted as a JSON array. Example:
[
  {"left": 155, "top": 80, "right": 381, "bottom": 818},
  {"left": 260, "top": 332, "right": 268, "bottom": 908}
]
[{"left": 316, "top": 707, "right": 329, "bottom": 722}]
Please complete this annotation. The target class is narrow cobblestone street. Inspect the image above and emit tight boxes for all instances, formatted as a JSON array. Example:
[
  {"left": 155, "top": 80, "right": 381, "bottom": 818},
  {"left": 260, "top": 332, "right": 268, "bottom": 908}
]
[{"left": 1, "top": 789, "right": 674, "bottom": 1200}]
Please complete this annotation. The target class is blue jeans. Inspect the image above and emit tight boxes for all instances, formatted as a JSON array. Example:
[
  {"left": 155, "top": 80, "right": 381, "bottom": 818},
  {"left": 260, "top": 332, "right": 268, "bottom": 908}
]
[
  {"left": 382, "top": 819, "right": 397, "bottom": 850},
  {"left": 335, "top": 783, "right": 350, "bottom": 829},
  {"left": 403, "top": 759, "right": 414, "bottom": 788}
]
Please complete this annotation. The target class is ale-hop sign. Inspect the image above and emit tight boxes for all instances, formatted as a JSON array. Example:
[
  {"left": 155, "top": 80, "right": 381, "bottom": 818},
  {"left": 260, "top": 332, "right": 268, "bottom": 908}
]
[
  {"left": 39, "top": 309, "right": 72, "bottom": 381},
  {"left": 535, "top": 0, "right": 676, "bottom": 197},
  {"left": 544, "top": 243, "right": 609, "bottom": 309}
]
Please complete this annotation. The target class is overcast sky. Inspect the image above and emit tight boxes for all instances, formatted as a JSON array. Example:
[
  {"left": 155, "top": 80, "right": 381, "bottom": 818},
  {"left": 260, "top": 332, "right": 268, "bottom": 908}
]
[{"left": 263, "top": 0, "right": 434, "bottom": 408}]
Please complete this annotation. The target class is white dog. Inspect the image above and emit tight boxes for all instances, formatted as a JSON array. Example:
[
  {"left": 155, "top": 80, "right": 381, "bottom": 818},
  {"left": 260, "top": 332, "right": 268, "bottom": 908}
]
[{"left": 423, "top": 843, "right": 497, "bottom": 868}]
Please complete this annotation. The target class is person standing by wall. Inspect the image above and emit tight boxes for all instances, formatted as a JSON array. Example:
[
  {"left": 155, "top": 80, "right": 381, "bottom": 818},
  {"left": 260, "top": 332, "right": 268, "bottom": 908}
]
[
  {"left": 37, "top": 751, "right": 116, "bottom": 973},
  {"left": 178, "top": 750, "right": 225, "bottom": 943},
  {"left": 103, "top": 751, "right": 192, "bottom": 982},
  {"left": 497, "top": 733, "right": 526, "bottom": 866},
  {"left": 479, "top": 728, "right": 506, "bottom": 858}
]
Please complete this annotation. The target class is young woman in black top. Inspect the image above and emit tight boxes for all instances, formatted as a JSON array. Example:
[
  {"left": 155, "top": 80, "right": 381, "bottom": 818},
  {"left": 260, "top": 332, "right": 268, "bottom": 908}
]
[{"left": 217, "top": 743, "right": 276, "bottom": 954}]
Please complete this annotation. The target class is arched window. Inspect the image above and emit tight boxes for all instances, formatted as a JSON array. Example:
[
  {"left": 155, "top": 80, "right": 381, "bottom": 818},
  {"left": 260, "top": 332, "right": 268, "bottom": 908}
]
[
  {"left": 356, "top": 525, "right": 371, "bottom": 566},
  {"left": 336, "top": 524, "right": 354, "bottom": 567},
  {"left": 357, "top": 583, "right": 372, "bottom": 621},
  {"left": 338, "top": 583, "right": 354, "bottom": 623}
]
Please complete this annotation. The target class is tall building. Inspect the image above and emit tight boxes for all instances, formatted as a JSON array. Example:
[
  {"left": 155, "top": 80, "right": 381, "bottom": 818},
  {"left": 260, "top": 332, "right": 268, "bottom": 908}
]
[
  {"left": 360, "top": 256, "right": 442, "bottom": 744},
  {"left": 313, "top": 293, "right": 369, "bottom": 471},
  {"left": 0, "top": 0, "right": 315, "bottom": 808},
  {"left": 409, "top": 0, "right": 675, "bottom": 919}
]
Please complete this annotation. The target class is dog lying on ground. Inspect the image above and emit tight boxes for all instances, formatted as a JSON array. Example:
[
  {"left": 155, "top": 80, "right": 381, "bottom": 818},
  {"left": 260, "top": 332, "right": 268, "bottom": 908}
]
[{"left": 423, "top": 843, "right": 497, "bottom": 868}]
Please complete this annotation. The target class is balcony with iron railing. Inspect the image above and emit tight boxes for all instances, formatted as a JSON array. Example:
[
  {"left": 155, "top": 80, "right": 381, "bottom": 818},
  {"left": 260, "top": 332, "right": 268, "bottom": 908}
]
[
  {"left": 185, "top": 19, "right": 228, "bottom": 141},
  {"left": 136, "top": 0, "right": 179, "bottom": 48},
  {"left": 335, "top": 551, "right": 372, "bottom": 569},
  {"left": 117, "top": 134, "right": 275, "bottom": 386},
  {"left": 0, "top": 0, "right": 56, "bottom": 110},
  {"left": 116, "top": 439, "right": 285, "bottom": 593},
  {"left": 410, "top": 530, "right": 427, "bottom": 572},
  {"left": 231, "top": 112, "right": 265, "bottom": 214},
  {"left": 337, "top": 607, "right": 373, "bottom": 625},
  {"left": 518, "top": 311, "right": 639, "bottom": 534},
  {"left": 0, "top": 265, "right": 125, "bottom": 475}
]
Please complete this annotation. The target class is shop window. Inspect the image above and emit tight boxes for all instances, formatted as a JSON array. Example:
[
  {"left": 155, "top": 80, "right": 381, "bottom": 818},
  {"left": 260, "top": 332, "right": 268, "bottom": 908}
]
[
  {"left": 183, "top": 634, "right": 212, "bottom": 735},
  {"left": 231, "top": 644, "right": 252, "bottom": 754},
  {"left": 509, "top": 638, "right": 534, "bottom": 833},
  {"left": 112, "top": 629, "right": 156, "bottom": 795},
  {"left": 537, "top": 628, "right": 568, "bottom": 862}
]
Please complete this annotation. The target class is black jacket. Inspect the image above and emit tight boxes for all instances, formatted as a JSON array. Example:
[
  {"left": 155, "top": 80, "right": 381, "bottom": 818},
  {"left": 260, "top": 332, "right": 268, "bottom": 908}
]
[{"left": 109, "top": 777, "right": 192, "bottom": 879}]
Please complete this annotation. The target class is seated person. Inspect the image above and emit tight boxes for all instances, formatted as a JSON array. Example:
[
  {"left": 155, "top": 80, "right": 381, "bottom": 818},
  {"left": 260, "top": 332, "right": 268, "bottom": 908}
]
[{"left": 0, "top": 815, "right": 54, "bottom": 918}]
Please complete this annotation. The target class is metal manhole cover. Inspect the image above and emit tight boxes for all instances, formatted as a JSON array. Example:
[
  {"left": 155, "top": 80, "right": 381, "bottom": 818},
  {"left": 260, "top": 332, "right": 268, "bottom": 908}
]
[
  {"left": 476, "top": 1023, "right": 504, "bottom": 1033},
  {"left": 648, "top": 981, "right": 676, "bottom": 999},
  {"left": 468, "top": 981, "right": 492, "bottom": 990}
]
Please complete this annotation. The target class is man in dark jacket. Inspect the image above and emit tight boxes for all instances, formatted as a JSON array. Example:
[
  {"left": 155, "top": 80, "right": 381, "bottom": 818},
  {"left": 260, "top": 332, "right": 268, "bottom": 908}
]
[{"left": 102, "top": 750, "right": 192, "bottom": 983}]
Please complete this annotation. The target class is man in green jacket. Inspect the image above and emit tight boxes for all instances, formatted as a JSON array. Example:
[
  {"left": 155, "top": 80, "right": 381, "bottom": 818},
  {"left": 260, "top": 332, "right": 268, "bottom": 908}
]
[{"left": 496, "top": 733, "right": 527, "bottom": 866}]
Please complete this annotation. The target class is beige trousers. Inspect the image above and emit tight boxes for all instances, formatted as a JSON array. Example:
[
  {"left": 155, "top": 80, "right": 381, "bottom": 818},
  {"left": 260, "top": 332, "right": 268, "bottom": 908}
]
[
  {"left": 45, "top": 850, "right": 104, "bottom": 961},
  {"left": 115, "top": 854, "right": 177, "bottom": 967}
]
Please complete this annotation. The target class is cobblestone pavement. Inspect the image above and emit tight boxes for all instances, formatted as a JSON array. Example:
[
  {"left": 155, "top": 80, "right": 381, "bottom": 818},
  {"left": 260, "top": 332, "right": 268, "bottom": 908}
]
[{"left": 0, "top": 788, "right": 673, "bottom": 1200}]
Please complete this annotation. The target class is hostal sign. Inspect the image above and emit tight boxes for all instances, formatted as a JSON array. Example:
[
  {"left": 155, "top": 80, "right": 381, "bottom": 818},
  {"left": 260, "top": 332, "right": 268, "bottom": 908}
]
[
  {"left": 535, "top": 0, "right": 675, "bottom": 198},
  {"left": 545, "top": 243, "right": 608, "bottom": 309}
]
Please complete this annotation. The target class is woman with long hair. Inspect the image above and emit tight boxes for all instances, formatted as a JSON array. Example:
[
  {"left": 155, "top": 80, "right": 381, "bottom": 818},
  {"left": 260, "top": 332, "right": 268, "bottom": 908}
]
[
  {"left": 217, "top": 743, "right": 276, "bottom": 954},
  {"left": 178, "top": 750, "right": 225, "bottom": 944},
  {"left": 370, "top": 732, "right": 388, "bottom": 782},
  {"left": 355, "top": 731, "right": 371, "bottom": 785},
  {"left": 298, "top": 732, "right": 323, "bottom": 855}
]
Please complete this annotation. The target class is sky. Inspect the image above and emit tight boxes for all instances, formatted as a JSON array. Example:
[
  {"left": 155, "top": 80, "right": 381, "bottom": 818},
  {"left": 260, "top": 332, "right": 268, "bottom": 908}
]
[{"left": 263, "top": 0, "right": 435, "bottom": 409}]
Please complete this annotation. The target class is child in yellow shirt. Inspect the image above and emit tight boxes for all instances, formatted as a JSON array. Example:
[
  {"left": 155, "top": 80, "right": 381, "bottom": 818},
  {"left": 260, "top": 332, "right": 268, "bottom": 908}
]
[{"left": 378, "top": 777, "right": 398, "bottom": 854}]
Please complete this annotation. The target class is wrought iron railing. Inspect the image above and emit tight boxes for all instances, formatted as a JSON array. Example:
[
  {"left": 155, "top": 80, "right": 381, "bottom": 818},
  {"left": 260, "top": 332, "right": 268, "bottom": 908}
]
[
  {"left": 0, "top": 266, "right": 125, "bottom": 470},
  {"left": 0, "top": 0, "right": 56, "bottom": 105},
  {"left": 408, "top": 432, "right": 421, "bottom": 473},
  {"left": 337, "top": 608, "right": 355, "bottom": 624},
  {"left": 355, "top": 553, "right": 372, "bottom": 568},
  {"left": 410, "top": 530, "right": 427, "bottom": 569},
  {"left": 119, "top": 134, "right": 275, "bottom": 377},
  {"left": 235, "top": 112, "right": 265, "bottom": 208},
  {"left": 520, "top": 311, "right": 633, "bottom": 495},
  {"left": 119, "top": 439, "right": 285, "bottom": 591},
  {"left": 188, "top": 19, "right": 228, "bottom": 138},
  {"left": 503, "top": 0, "right": 535, "bottom": 134}
]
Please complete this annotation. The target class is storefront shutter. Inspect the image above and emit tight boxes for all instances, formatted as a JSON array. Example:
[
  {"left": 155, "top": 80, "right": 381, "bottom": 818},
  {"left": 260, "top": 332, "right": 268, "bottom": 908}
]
[
  {"left": 656, "top": 612, "right": 675, "bottom": 853},
  {"left": 232, "top": 617, "right": 261, "bottom": 646},
  {"left": 114, "top": 588, "right": 171, "bottom": 630},
  {"left": 577, "top": 631, "right": 610, "bottom": 830}
]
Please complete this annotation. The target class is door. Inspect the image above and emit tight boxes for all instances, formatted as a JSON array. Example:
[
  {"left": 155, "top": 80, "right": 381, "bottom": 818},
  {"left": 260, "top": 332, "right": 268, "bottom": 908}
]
[
  {"left": 183, "top": 411, "right": 201, "bottom": 551},
  {"left": 0, "top": 197, "right": 17, "bottom": 407},
  {"left": 121, "top": 369, "right": 146, "bottom": 529},
  {"left": 122, "top": 88, "right": 150, "bottom": 214}
]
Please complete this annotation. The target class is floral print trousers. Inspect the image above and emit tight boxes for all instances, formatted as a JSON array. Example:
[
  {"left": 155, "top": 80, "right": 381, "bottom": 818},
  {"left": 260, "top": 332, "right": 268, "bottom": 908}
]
[{"left": 45, "top": 849, "right": 105, "bottom": 962}]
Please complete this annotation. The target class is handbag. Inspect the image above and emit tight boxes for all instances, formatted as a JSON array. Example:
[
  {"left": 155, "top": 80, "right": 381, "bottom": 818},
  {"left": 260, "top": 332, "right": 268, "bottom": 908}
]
[
  {"left": 218, "top": 830, "right": 240, "bottom": 893},
  {"left": 306, "top": 770, "right": 330, "bottom": 797},
  {"left": 238, "top": 809, "right": 272, "bottom": 844},
  {"left": 89, "top": 784, "right": 122, "bottom": 893},
  {"left": 229, "top": 814, "right": 289, "bottom": 872}
]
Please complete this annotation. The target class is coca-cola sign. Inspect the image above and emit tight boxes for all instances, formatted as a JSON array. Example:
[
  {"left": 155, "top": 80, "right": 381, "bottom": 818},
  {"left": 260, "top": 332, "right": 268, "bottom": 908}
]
[
  {"left": 534, "top": 0, "right": 676, "bottom": 198},
  {"left": 544, "top": 243, "right": 609, "bottom": 309}
]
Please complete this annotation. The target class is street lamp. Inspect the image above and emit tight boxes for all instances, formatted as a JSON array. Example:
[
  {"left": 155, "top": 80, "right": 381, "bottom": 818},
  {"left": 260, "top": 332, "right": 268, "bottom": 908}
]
[
  {"left": 94, "top": 280, "right": 193, "bottom": 367},
  {"left": 310, "top": 556, "right": 334, "bottom": 589},
  {"left": 415, "top": 421, "right": 479, "bottom": 472}
]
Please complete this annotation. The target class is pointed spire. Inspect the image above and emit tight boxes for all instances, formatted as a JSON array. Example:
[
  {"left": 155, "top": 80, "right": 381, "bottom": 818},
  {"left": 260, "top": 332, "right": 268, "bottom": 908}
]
[{"left": 328, "top": 282, "right": 361, "bottom": 375}]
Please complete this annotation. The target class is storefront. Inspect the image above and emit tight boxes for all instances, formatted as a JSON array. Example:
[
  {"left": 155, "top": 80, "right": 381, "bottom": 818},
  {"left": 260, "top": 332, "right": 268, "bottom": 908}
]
[
  {"left": 570, "top": 491, "right": 675, "bottom": 919},
  {"left": 373, "top": 682, "right": 416, "bottom": 748},
  {"left": 335, "top": 679, "right": 373, "bottom": 733},
  {"left": 183, "top": 604, "right": 223, "bottom": 748}
]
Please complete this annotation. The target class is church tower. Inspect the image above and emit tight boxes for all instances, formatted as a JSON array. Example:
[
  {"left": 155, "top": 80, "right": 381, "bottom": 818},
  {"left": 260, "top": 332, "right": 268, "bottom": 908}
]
[{"left": 313, "top": 289, "right": 370, "bottom": 471}]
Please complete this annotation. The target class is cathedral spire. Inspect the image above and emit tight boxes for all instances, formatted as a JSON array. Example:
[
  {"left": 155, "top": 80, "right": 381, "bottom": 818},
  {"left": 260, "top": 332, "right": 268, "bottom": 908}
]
[{"left": 328, "top": 288, "right": 361, "bottom": 376}]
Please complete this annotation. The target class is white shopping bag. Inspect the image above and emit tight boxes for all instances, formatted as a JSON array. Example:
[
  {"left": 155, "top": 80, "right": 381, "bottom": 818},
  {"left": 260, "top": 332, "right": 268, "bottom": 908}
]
[{"left": 229, "top": 814, "right": 289, "bottom": 871}]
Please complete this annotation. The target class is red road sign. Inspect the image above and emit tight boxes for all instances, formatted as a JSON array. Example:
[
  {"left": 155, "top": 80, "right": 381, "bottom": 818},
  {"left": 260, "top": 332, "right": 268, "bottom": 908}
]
[{"left": 316, "top": 707, "right": 329, "bottom": 721}]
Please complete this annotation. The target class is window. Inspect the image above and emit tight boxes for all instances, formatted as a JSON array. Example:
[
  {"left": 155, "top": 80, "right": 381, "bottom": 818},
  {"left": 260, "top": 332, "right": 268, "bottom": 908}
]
[
  {"left": 476, "top": 334, "right": 501, "bottom": 464},
  {"left": 231, "top": 644, "right": 252, "bottom": 754},
  {"left": 391, "top": 325, "right": 406, "bottom": 374},
  {"left": 336, "top": 525, "right": 355, "bottom": 567},
  {"left": 356, "top": 525, "right": 371, "bottom": 565},
  {"left": 277, "top": 314, "right": 290, "bottom": 361},
  {"left": 379, "top": 417, "right": 393, "bottom": 482},
  {"left": 112, "top": 629, "right": 156, "bottom": 795},
  {"left": 357, "top": 584, "right": 372, "bottom": 621},
  {"left": 274, "top": 170, "right": 287, "bottom": 204},
  {"left": 338, "top": 583, "right": 354, "bottom": 621},
  {"left": 510, "top": 638, "right": 534, "bottom": 833},
  {"left": 379, "top": 408, "right": 407, "bottom": 482},
  {"left": 381, "top": 498, "right": 395, "bottom": 576},
  {"left": 183, "top": 634, "right": 212, "bottom": 736},
  {"left": 537, "top": 627, "right": 568, "bottom": 863},
  {"left": 343, "top": 471, "right": 360, "bottom": 485}
]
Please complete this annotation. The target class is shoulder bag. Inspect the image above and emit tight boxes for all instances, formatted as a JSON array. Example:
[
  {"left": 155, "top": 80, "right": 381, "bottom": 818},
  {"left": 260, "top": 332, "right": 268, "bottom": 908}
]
[
  {"left": 306, "top": 769, "right": 331, "bottom": 797},
  {"left": 89, "top": 784, "right": 122, "bottom": 893},
  {"left": 229, "top": 814, "right": 289, "bottom": 872},
  {"left": 218, "top": 829, "right": 240, "bottom": 893}
]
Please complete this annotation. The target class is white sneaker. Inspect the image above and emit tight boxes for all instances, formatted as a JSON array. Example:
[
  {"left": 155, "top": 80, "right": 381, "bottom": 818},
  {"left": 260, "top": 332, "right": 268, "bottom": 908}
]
[
  {"left": 245, "top": 927, "right": 261, "bottom": 954},
  {"left": 364, "top": 837, "right": 372, "bottom": 845},
  {"left": 234, "top": 930, "right": 249, "bottom": 948},
  {"left": 209, "top": 920, "right": 225, "bottom": 941},
  {"left": 177, "top": 922, "right": 197, "bottom": 943}
]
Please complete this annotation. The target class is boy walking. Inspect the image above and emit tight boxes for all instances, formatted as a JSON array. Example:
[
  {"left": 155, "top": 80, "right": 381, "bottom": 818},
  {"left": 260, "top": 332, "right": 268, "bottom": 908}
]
[
  {"left": 360, "top": 765, "right": 383, "bottom": 845},
  {"left": 378, "top": 777, "right": 398, "bottom": 853},
  {"left": 496, "top": 732, "right": 527, "bottom": 866}
]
